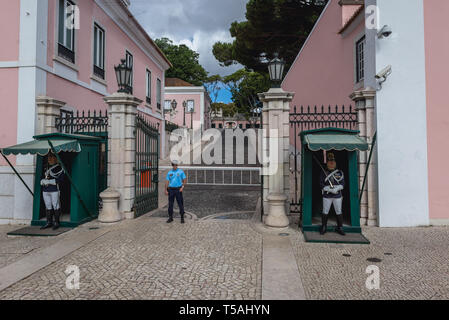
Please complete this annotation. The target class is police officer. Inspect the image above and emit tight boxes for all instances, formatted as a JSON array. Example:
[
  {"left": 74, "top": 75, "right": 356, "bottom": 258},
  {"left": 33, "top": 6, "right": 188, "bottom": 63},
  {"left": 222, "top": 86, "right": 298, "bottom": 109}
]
[
  {"left": 40, "top": 153, "right": 65, "bottom": 230},
  {"left": 165, "top": 161, "right": 187, "bottom": 224},
  {"left": 319, "top": 152, "right": 345, "bottom": 236}
]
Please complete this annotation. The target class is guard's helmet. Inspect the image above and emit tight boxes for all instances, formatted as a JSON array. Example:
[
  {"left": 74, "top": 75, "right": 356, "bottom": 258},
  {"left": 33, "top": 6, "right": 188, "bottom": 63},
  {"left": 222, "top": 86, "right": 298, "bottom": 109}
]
[{"left": 326, "top": 152, "right": 336, "bottom": 162}]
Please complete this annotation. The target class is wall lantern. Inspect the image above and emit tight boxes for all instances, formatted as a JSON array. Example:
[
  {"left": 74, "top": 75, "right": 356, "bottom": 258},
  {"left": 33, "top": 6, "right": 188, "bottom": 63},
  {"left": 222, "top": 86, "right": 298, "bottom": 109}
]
[
  {"left": 114, "top": 59, "right": 132, "bottom": 93},
  {"left": 268, "top": 53, "right": 286, "bottom": 88},
  {"left": 171, "top": 99, "right": 178, "bottom": 111}
]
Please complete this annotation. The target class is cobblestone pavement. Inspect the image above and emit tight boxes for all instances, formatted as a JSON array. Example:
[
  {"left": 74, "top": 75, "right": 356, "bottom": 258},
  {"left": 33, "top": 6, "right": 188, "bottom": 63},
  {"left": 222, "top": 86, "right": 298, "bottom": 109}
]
[
  {"left": 0, "top": 218, "right": 262, "bottom": 300},
  {"left": 0, "top": 225, "right": 65, "bottom": 269},
  {"left": 178, "top": 185, "right": 260, "bottom": 219},
  {"left": 290, "top": 226, "right": 449, "bottom": 300}
]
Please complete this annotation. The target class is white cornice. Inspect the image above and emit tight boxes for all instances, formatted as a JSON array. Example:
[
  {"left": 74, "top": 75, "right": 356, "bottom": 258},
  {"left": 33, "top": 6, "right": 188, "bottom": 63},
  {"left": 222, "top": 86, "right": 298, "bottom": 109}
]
[
  {"left": 165, "top": 86, "right": 206, "bottom": 94},
  {"left": 94, "top": 0, "right": 171, "bottom": 71}
]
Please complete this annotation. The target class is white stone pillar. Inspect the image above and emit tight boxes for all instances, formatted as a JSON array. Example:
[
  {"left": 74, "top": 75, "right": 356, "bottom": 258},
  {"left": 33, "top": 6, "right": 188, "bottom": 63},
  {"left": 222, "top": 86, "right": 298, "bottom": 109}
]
[
  {"left": 36, "top": 96, "right": 66, "bottom": 135},
  {"left": 350, "top": 90, "right": 368, "bottom": 226},
  {"left": 364, "top": 89, "right": 378, "bottom": 226},
  {"left": 258, "top": 88, "right": 294, "bottom": 228},
  {"left": 104, "top": 93, "right": 142, "bottom": 220},
  {"left": 350, "top": 88, "right": 377, "bottom": 226}
]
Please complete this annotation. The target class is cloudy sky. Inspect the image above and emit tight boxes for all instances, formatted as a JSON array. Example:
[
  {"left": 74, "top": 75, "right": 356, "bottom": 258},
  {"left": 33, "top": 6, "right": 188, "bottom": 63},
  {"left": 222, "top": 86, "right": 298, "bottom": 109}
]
[{"left": 129, "top": 0, "right": 248, "bottom": 79}]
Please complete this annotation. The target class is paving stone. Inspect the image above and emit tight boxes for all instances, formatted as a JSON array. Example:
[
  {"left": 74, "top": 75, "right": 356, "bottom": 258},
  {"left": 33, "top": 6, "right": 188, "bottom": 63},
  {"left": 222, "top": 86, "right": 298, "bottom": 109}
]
[{"left": 0, "top": 218, "right": 262, "bottom": 300}]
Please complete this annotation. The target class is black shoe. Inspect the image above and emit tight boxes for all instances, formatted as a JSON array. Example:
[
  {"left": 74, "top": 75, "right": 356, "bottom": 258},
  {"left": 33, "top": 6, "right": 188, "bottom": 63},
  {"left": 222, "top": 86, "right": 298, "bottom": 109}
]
[
  {"left": 336, "top": 215, "right": 346, "bottom": 236},
  {"left": 181, "top": 216, "right": 185, "bottom": 224},
  {"left": 167, "top": 217, "right": 174, "bottom": 223},
  {"left": 320, "top": 214, "right": 328, "bottom": 235},
  {"left": 52, "top": 210, "right": 61, "bottom": 230},
  {"left": 40, "top": 210, "right": 54, "bottom": 230}
]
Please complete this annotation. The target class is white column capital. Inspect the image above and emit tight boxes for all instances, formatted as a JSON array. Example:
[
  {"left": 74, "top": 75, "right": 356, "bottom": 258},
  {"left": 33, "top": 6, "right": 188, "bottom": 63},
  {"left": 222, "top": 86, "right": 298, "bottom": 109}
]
[
  {"left": 258, "top": 88, "right": 294, "bottom": 106},
  {"left": 104, "top": 92, "right": 142, "bottom": 107}
]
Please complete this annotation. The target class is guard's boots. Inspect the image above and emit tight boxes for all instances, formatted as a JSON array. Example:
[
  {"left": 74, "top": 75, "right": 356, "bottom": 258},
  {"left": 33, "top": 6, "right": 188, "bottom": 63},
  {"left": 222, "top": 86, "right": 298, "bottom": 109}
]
[
  {"left": 320, "top": 214, "right": 328, "bottom": 235},
  {"left": 52, "top": 209, "right": 61, "bottom": 230},
  {"left": 40, "top": 210, "right": 54, "bottom": 230},
  {"left": 167, "top": 216, "right": 174, "bottom": 223},
  {"left": 336, "top": 215, "right": 346, "bottom": 236},
  {"left": 180, "top": 214, "right": 185, "bottom": 224}
]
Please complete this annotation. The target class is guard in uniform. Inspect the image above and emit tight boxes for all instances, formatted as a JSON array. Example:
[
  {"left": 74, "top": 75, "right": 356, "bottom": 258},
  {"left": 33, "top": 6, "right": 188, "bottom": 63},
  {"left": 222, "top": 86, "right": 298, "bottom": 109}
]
[
  {"left": 319, "top": 152, "right": 345, "bottom": 236},
  {"left": 40, "top": 153, "right": 65, "bottom": 230},
  {"left": 165, "top": 161, "right": 187, "bottom": 224}
]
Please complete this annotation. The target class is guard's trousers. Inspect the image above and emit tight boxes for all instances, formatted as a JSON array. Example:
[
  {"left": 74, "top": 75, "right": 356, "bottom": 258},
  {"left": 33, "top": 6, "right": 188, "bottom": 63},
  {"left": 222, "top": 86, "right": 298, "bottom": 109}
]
[
  {"left": 322, "top": 197, "right": 343, "bottom": 215},
  {"left": 168, "top": 188, "right": 185, "bottom": 217}
]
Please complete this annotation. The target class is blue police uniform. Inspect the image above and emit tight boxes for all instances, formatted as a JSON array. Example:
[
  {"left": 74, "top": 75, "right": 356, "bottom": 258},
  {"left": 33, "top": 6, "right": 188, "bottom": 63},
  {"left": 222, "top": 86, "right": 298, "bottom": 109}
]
[{"left": 166, "top": 168, "right": 186, "bottom": 220}]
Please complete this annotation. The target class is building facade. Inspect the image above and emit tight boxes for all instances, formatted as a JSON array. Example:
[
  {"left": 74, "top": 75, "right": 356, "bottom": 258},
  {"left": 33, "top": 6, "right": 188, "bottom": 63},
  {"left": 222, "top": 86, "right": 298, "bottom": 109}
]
[
  {"left": 0, "top": 0, "right": 171, "bottom": 224},
  {"left": 282, "top": 0, "right": 449, "bottom": 227},
  {"left": 164, "top": 78, "right": 211, "bottom": 132}
]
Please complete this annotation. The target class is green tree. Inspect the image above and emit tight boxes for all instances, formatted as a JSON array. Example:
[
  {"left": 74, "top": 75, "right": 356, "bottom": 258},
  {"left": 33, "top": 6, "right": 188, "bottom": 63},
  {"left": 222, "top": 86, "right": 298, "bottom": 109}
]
[
  {"left": 155, "top": 37, "right": 208, "bottom": 86},
  {"left": 223, "top": 69, "right": 270, "bottom": 119},
  {"left": 213, "top": 0, "right": 327, "bottom": 73},
  {"left": 211, "top": 102, "right": 238, "bottom": 118}
]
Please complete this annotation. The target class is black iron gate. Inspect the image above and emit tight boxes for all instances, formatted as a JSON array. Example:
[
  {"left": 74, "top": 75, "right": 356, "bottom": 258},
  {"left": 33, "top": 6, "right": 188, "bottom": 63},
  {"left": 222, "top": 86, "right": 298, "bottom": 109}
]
[
  {"left": 134, "top": 113, "right": 160, "bottom": 217},
  {"left": 289, "top": 105, "right": 358, "bottom": 219}
]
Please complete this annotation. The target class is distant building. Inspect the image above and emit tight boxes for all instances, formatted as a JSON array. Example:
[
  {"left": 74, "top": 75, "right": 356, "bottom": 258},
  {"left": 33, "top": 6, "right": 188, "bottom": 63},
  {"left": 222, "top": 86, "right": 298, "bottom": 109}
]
[{"left": 164, "top": 78, "right": 211, "bottom": 132}]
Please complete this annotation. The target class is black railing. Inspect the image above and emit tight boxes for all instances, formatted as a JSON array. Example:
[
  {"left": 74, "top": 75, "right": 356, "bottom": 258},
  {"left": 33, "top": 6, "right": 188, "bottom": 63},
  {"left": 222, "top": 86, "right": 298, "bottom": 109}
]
[
  {"left": 58, "top": 43, "right": 75, "bottom": 64},
  {"left": 93, "top": 65, "right": 105, "bottom": 79},
  {"left": 55, "top": 109, "right": 108, "bottom": 134},
  {"left": 289, "top": 105, "right": 358, "bottom": 131}
]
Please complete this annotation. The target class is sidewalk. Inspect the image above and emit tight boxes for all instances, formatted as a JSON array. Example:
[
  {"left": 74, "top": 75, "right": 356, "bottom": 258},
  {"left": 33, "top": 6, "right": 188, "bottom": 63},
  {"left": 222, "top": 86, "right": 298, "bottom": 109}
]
[{"left": 0, "top": 211, "right": 448, "bottom": 300}]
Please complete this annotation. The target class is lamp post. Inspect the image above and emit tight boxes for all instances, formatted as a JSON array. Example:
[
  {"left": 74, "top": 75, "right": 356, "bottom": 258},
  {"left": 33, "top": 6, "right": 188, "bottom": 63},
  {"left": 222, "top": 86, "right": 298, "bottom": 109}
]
[
  {"left": 183, "top": 101, "right": 187, "bottom": 127},
  {"left": 114, "top": 59, "right": 132, "bottom": 93},
  {"left": 268, "top": 53, "right": 286, "bottom": 88}
]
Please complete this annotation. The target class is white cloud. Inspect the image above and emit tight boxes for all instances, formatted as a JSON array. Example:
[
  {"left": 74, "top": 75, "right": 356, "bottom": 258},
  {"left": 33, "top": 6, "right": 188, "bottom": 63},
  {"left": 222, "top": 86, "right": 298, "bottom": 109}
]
[{"left": 129, "top": 0, "right": 247, "bottom": 77}]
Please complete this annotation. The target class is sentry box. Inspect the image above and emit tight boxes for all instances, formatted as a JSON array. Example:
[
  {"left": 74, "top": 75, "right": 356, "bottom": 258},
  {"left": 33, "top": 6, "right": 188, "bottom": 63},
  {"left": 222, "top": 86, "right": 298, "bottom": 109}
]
[
  {"left": 1, "top": 133, "right": 104, "bottom": 228},
  {"left": 299, "top": 128, "right": 369, "bottom": 234}
]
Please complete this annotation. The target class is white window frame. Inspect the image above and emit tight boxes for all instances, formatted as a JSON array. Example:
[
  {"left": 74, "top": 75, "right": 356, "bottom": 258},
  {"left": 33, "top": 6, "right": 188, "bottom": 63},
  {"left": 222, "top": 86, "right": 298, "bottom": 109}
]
[
  {"left": 93, "top": 23, "right": 105, "bottom": 70},
  {"left": 164, "top": 100, "right": 172, "bottom": 111},
  {"left": 126, "top": 50, "right": 134, "bottom": 89},
  {"left": 146, "top": 69, "right": 152, "bottom": 101},
  {"left": 355, "top": 36, "right": 365, "bottom": 83},
  {"left": 58, "top": 0, "right": 76, "bottom": 51},
  {"left": 157, "top": 79, "right": 162, "bottom": 109},
  {"left": 187, "top": 100, "right": 194, "bottom": 113}
]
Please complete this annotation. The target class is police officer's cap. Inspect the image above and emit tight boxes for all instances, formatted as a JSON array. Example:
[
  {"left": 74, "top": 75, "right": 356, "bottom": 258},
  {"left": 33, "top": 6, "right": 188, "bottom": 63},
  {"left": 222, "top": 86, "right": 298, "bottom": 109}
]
[{"left": 171, "top": 160, "right": 179, "bottom": 166}]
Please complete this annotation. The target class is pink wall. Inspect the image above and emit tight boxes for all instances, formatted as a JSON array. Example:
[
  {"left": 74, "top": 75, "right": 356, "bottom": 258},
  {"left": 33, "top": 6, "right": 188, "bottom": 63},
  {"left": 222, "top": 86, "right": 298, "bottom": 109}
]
[
  {"left": 46, "top": 0, "right": 165, "bottom": 113},
  {"left": 0, "top": 0, "right": 20, "bottom": 165},
  {"left": 282, "top": 0, "right": 364, "bottom": 148},
  {"left": 164, "top": 93, "right": 202, "bottom": 130},
  {"left": 424, "top": 1, "right": 449, "bottom": 220},
  {"left": 0, "top": 69, "right": 19, "bottom": 165},
  {"left": 0, "top": 0, "right": 20, "bottom": 61},
  {"left": 282, "top": 0, "right": 364, "bottom": 108}
]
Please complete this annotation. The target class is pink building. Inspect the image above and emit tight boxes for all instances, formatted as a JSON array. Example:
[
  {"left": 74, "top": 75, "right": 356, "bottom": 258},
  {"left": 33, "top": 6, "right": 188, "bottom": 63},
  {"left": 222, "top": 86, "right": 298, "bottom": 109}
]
[
  {"left": 164, "top": 78, "right": 211, "bottom": 132},
  {"left": 282, "top": 0, "right": 449, "bottom": 227},
  {"left": 0, "top": 0, "right": 171, "bottom": 224}
]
